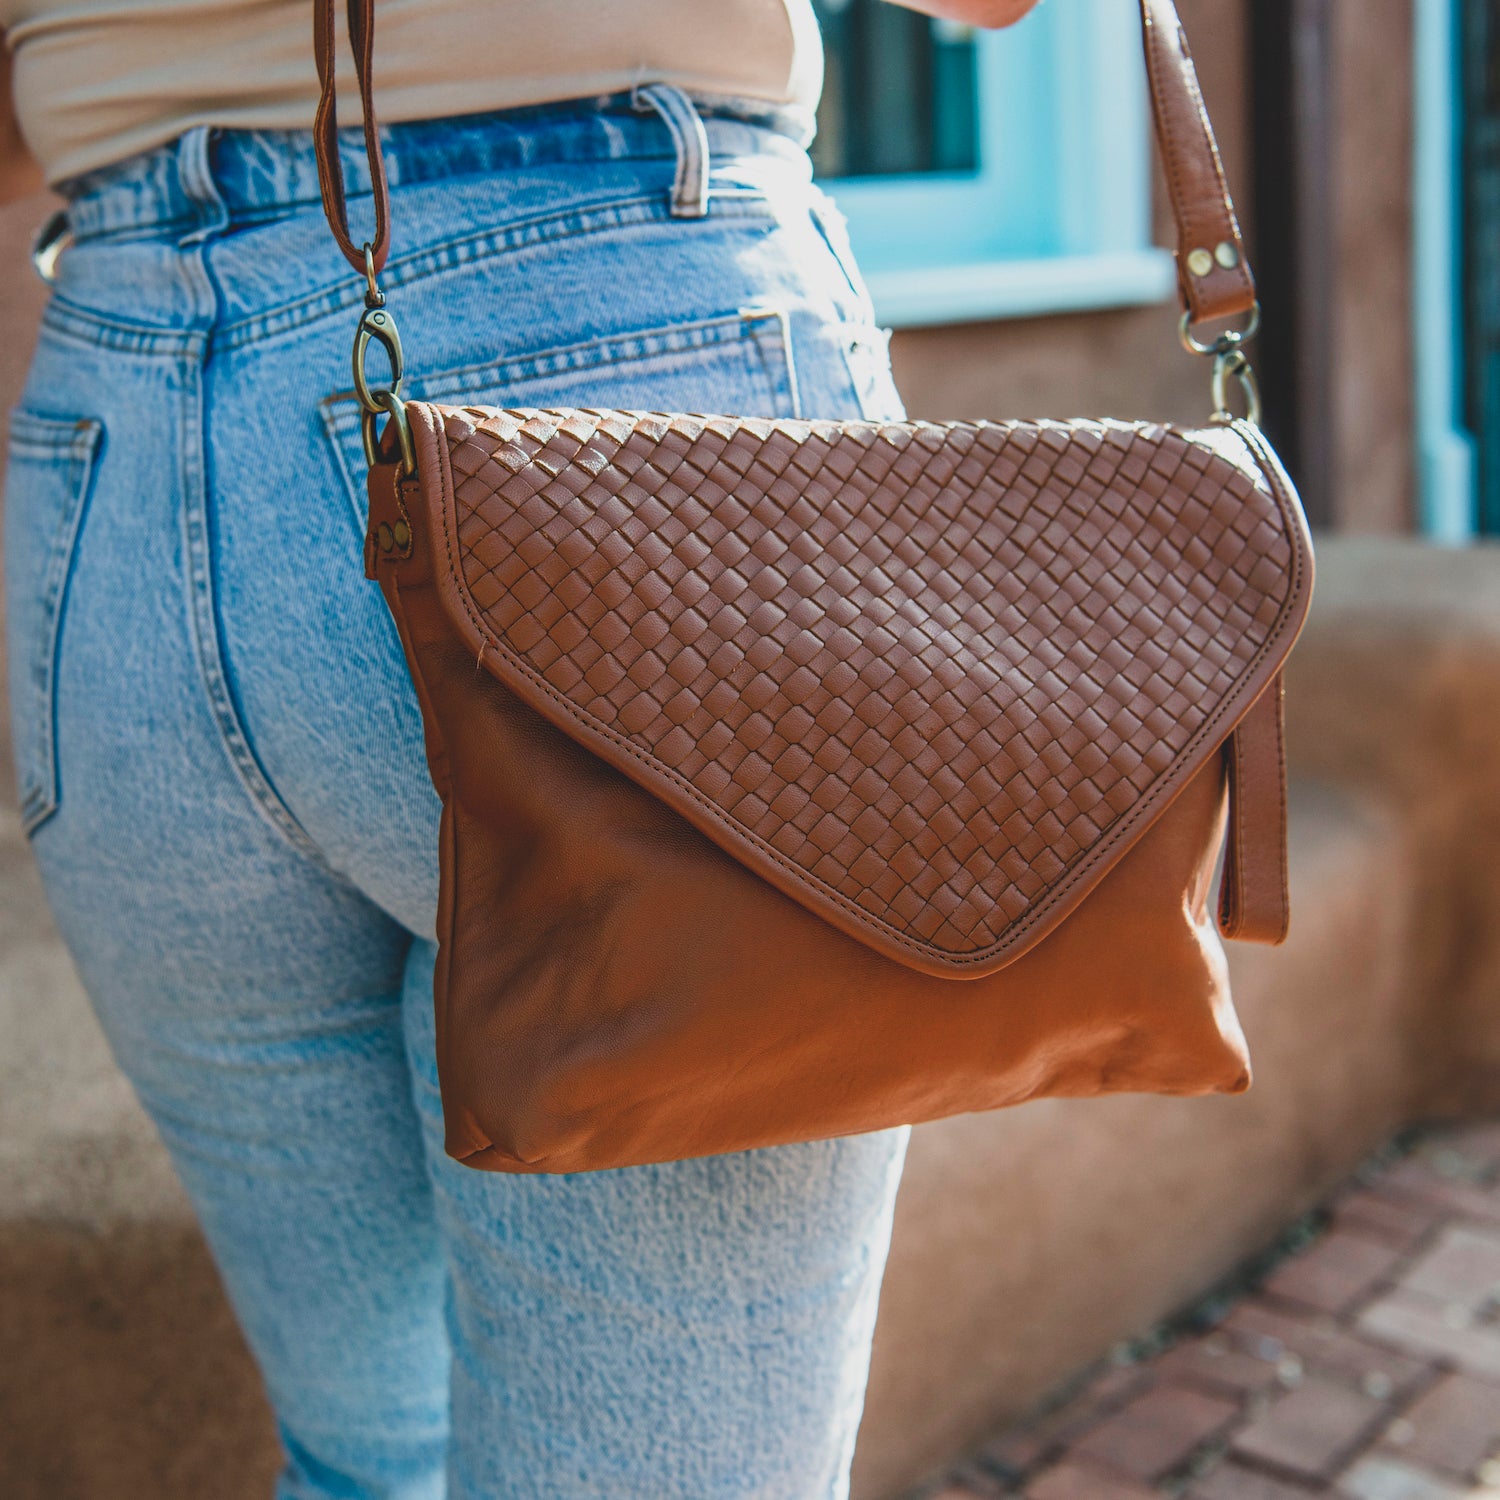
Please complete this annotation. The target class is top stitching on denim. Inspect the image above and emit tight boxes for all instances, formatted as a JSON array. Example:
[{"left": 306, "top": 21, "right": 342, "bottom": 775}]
[
  {"left": 40, "top": 296, "right": 208, "bottom": 357},
  {"left": 212, "top": 189, "right": 781, "bottom": 352}
]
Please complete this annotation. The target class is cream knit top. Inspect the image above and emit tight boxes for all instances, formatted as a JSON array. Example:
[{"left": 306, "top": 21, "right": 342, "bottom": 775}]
[{"left": 0, "top": 0, "right": 823, "bottom": 184}]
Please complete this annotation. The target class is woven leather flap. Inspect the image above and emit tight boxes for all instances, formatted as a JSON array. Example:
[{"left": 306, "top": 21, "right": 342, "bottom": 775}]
[{"left": 410, "top": 403, "right": 1312, "bottom": 978}]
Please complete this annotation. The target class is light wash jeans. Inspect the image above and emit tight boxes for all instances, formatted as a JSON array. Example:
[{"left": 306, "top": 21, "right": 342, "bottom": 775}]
[{"left": 4, "top": 91, "right": 911, "bottom": 1500}]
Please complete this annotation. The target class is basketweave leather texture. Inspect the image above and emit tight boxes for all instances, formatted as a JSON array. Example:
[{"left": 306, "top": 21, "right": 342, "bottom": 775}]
[{"left": 414, "top": 402, "right": 1311, "bottom": 977}]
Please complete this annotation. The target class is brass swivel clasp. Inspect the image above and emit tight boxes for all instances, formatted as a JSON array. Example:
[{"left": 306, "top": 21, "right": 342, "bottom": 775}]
[
  {"left": 353, "top": 245, "right": 416, "bottom": 474},
  {"left": 1179, "top": 302, "right": 1263, "bottom": 429}
]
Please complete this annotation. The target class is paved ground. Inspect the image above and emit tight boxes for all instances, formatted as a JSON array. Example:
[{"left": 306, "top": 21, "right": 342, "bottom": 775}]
[{"left": 914, "top": 1122, "right": 1500, "bottom": 1500}]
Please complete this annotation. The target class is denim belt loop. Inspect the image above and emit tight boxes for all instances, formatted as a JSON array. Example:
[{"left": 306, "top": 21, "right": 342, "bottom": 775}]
[
  {"left": 176, "top": 126, "right": 231, "bottom": 245},
  {"left": 630, "top": 83, "right": 711, "bottom": 219}
]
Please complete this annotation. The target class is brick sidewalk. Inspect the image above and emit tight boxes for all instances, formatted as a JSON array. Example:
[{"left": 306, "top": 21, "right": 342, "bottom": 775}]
[{"left": 916, "top": 1123, "right": 1500, "bottom": 1500}]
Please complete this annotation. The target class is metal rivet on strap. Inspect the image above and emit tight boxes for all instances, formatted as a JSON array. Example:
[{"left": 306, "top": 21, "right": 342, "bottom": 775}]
[
  {"left": 377, "top": 522, "right": 395, "bottom": 553},
  {"left": 1186, "top": 247, "right": 1215, "bottom": 278},
  {"left": 392, "top": 519, "right": 411, "bottom": 550},
  {"left": 1215, "top": 240, "right": 1240, "bottom": 270}
]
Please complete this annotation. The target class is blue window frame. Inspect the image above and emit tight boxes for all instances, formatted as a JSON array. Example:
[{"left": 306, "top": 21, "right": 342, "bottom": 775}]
[
  {"left": 1413, "top": 0, "right": 1477, "bottom": 540},
  {"left": 812, "top": 0, "right": 1175, "bottom": 327}
]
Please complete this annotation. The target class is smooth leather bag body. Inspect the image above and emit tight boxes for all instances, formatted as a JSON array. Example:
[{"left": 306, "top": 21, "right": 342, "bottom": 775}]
[{"left": 316, "top": 0, "right": 1314, "bottom": 1173}]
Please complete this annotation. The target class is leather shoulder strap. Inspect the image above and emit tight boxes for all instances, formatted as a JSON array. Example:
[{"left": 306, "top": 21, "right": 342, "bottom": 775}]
[
  {"left": 1139, "top": 0, "right": 1256, "bottom": 324},
  {"left": 314, "top": 0, "right": 390, "bottom": 275},
  {"left": 313, "top": 0, "right": 1256, "bottom": 321}
]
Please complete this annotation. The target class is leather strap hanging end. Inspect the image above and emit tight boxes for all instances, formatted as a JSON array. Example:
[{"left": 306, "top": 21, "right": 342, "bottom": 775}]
[{"left": 1217, "top": 675, "right": 1290, "bottom": 945}]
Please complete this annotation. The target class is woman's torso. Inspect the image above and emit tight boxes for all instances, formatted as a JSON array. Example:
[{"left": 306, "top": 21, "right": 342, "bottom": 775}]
[{"left": 0, "top": 0, "right": 824, "bottom": 184}]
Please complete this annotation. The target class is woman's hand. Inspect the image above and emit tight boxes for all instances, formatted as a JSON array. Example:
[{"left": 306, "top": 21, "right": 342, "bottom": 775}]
[
  {"left": 881, "top": 0, "right": 1042, "bottom": 27},
  {"left": 0, "top": 38, "right": 44, "bottom": 204}
]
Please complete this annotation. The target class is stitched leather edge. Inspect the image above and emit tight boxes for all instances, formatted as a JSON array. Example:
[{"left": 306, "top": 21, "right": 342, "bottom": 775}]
[{"left": 416, "top": 404, "right": 1314, "bottom": 980}]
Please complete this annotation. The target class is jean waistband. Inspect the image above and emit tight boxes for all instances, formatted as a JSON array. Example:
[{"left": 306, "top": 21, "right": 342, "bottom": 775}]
[{"left": 56, "top": 88, "right": 816, "bottom": 247}]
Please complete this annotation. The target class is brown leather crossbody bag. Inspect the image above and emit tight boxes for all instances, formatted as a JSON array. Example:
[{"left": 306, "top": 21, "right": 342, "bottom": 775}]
[{"left": 312, "top": 0, "right": 1313, "bottom": 1174}]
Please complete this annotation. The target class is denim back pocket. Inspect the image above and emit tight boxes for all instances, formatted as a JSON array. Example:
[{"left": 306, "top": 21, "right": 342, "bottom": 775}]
[
  {"left": 321, "top": 308, "right": 799, "bottom": 535},
  {"left": 4, "top": 411, "right": 103, "bottom": 835}
]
